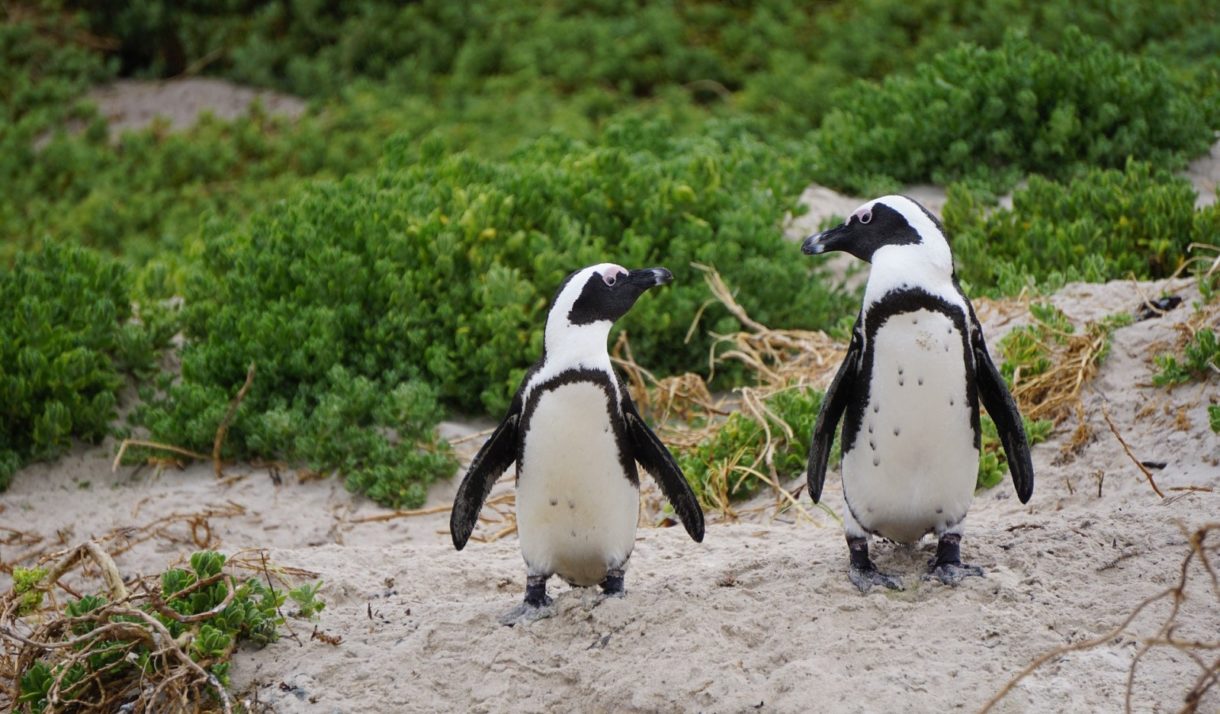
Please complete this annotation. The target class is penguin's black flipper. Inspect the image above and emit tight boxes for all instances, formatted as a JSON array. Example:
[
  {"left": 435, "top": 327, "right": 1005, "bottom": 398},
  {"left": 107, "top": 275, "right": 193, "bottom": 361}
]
[
  {"left": 807, "top": 321, "right": 862, "bottom": 504},
  {"left": 971, "top": 321, "right": 1035, "bottom": 504},
  {"left": 450, "top": 398, "right": 521, "bottom": 550},
  {"left": 621, "top": 395, "right": 705, "bottom": 543}
]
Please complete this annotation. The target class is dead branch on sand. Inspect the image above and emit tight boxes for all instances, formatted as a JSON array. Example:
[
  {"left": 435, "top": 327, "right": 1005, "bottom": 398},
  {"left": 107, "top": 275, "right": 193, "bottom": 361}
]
[
  {"left": 0, "top": 503, "right": 246, "bottom": 576},
  {"left": 111, "top": 363, "right": 256, "bottom": 480},
  {"left": 1101, "top": 405, "right": 1165, "bottom": 499},
  {"left": 980, "top": 523, "right": 1220, "bottom": 714},
  {"left": 0, "top": 543, "right": 233, "bottom": 713},
  {"left": 0, "top": 544, "right": 318, "bottom": 713}
]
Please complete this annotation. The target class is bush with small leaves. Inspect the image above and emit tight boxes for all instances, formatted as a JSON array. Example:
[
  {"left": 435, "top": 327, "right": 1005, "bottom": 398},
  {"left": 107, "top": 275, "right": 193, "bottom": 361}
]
[
  {"left": 134, "top": 117, "right": 852, "bottom": 509},
  {"left": 813, "top": 30, "right": 1217, "bottom": 195},
  {"left": 1154, "top": 329, "right": 1220, "bottom": 387},
  {"left": 945, "top": 161, "right": 1220, "bottom": 296},
  {"left": 12, "top": 551, "right": 306, "bottom": 712},
  {"left": 676, "top": 386, "right": 825, "bottom": 506},
  {"left": 0, "top": 243, "right": 169, "bottom": 490}
]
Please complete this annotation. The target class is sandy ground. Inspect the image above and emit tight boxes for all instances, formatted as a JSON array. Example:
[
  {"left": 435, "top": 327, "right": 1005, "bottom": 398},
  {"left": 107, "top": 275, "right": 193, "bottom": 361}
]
[
  {"left": 86, "top": 78, "right": 306, "bottom": 139},
  {"left": 2, "top": 275, "right": 1217, "bottom": 713},
  {"left": 3, "top": 81, "right": 1219, "bottom": 711}
]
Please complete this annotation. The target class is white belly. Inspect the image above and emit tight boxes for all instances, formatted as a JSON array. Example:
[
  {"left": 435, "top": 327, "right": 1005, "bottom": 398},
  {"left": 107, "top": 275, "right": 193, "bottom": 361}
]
[
  {"left": 844, "top": 309, "right": 978, "bottom": 543},
  {"left": 517, "top": 382, "right": 639, "bottom": 585}
]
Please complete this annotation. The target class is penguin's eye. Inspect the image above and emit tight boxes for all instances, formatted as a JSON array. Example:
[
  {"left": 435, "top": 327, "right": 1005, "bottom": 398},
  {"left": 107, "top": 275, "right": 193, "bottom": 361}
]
[
  {"left": 603, "top": 273, "right": 618, "bottom": 287},
  {"left": 857, "top": 209, "right": 872, "bottom": 225}
]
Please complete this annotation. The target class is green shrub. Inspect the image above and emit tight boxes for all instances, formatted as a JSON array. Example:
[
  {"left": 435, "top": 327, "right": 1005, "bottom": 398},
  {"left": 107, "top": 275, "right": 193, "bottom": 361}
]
[
  {"left": 1154, "top": 329, "right": 1220, "bottom": 386},
  {"left": 945, "top": 161, "right": 1220, "bottom": 296},
  {"left": 14, "top": 550, "right": 300, "bottom": 712},
  {"left": 0, "top": 243, "right": 168, "bottom": 490},
  {"left": 977, "top": 415, "right": 1052, "bottom": 490},
  {"left": 1209, "top": 405, "right": 1220, "bottom": 433},
  {"left": 134, "top": 118, "right": 849, "bottom": 486},
  {"left": 676, "top": 386, "right": 825, "bottom": 506},
  {"left": 813, "top": 30, "right": 1216, "bottom": 195}
]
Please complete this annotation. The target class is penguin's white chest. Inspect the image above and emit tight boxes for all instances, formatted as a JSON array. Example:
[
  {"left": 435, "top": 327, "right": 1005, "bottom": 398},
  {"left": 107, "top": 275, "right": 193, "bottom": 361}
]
[
  {"left": 844, "top": 309, "right": 979, "bottom": 543},
  {"left": 517, "top": 382, "right": 639, "bottom": 585}
]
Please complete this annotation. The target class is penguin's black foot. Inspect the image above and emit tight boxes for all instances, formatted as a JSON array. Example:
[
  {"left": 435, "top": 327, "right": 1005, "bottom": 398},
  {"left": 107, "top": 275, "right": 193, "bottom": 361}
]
[
  {"left": 599, "top": 568, "right": 626, "bottom": 599},
  {"left": 497, "top": 598, "right": 557, "bottom": 626},
  {"left": 846, "top": 536, "right": 904, "bottom": 593},
  {"left": 923, "top": 532, "right": 984, "bottom": 586},
  {"left": 499, "top": 574, "right": 556, "bottom": 626},
  {"left": 924, "top": 561, "right": 984, "bottom": 586},
  {"left": 849, "top": 563, "right": 904, "bottom": 593}
]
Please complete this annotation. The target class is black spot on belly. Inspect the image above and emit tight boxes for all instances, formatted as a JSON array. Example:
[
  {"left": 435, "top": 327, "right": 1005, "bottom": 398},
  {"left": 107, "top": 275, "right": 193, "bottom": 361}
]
[
  {"left": 567, "top": 499, "right": 576, "bottom": 509},
  {"left": 873, "top": 404, "right": 880, "bottom": 414},
  {"left": 936, "top": 507, "right": 943, "bottom": 514},
  {"left": 868, "top": 423, "right": 874, "bottom": 434},
  {"left": 570, "top": 530, "right": 577, "bottom": 538},
  {"left": 893, "top": 427, "right": 900, "bottom": 437},
  {"left": 872, "top": 456, "right": 880, "bottom": 467},
  {"left": 898, "top": 376, "right": 905, "bottom": 386},
  {"left": 917, "top": 377, "right": 924, "bottom": 386},
  {"left": 549, "top": 498, "right": 558, "bottom": 507},
  {"left": 949, "top": 397, "right": 955, "bottom": 406},
  {"left": 869, "top": 439, "right": 876, "bottom": 450}
]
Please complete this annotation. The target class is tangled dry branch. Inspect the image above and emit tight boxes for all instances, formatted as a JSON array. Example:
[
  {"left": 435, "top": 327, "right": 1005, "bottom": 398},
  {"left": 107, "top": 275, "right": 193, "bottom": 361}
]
[{"left": 980, "top": 523, "right": 1220, "bottom": 713}]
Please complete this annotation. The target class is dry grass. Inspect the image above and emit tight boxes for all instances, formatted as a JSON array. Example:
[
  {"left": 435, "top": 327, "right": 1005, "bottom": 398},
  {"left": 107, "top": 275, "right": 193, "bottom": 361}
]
[
  {"left": 1008, "top": 319, "right": 1112, "bottom": 425},
  {"left": 611, "top": 265, "right": 845, "bottom": 522},
  {"left": 0, "top": 542, "right": 315, "bottom": 713}
]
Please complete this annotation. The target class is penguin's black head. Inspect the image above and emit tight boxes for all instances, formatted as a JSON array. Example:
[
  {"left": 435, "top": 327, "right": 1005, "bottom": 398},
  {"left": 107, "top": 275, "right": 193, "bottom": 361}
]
[
  {"left": 558, "top": 263, "right": 673, "bottom": 326},
  {"left": 801, "top": 195, "right": 947, "bottom": 263}
]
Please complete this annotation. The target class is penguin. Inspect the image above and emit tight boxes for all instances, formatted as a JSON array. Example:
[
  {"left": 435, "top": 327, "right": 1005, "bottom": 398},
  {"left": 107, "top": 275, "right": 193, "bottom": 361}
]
[
  {"left": 801, "top": 195, "right": 1033, "bottom": 592},
  {"left": 450, "top": 263, "right": 705, "bottom": 624}
]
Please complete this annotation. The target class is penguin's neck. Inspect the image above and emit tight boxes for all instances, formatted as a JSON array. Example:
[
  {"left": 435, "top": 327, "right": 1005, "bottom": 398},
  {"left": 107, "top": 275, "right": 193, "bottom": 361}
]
[
  {"left": 543, "top": 320, "right": 613, "bottom": 373},
  {"left": 863, "top": 243, "right": 959, "bottom": 308}
]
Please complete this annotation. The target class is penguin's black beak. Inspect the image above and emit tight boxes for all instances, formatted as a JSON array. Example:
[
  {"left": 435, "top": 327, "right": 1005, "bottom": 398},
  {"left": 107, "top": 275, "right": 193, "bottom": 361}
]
[
  {"left": 627, "top": 267, "right": 673, "bottom": 289},
  {"left": 801, "top": 223, "right": 849, "bottom": 256}
]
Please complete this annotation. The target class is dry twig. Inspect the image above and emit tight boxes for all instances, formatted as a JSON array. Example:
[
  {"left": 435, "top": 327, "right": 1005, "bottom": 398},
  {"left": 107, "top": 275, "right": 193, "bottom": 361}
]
[
  {"left": 1101, "top": 405, "right": 1165, "bottom": 499},
  {"left": 980, "top": 523, "right": 1220, "bottom": 713},
  {"left": 213, "top": 362, "right": 256, "bottom": 479}
]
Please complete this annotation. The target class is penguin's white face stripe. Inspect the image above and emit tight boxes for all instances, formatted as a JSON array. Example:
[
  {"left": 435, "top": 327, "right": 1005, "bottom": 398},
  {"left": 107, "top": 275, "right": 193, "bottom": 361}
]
[{"left": 599, "top": 265, "right": 628, "bottom": 287}]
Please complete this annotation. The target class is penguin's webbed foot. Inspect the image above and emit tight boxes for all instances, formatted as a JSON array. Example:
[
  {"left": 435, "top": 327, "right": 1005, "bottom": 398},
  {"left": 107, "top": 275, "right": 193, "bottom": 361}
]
[
  {"left": 924, "top": 532, "right": 983, "bottom": 586},
  {"left": 849, "top": 563, "right": 904, "bottom": 593},
  {"left": 499, "top": 573, "right": 555, "bottom": 626},
  {"left": 924, "top": 561, "right": 984, "bottom": 586},
  {"left": 497, "top": 598, "right": 557, "bottom": 627},
  {"left": 847, "top": 536, "right": 904, "bottom": 593},
  {"left": 599, "top": 568, "right": 626, "bottom": 599}
]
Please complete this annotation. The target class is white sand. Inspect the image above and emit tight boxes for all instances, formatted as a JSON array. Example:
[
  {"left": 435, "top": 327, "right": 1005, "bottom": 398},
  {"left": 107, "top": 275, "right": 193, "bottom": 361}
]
[{"left": 3, "top": 276, "right": 1217, "bottom": 713}]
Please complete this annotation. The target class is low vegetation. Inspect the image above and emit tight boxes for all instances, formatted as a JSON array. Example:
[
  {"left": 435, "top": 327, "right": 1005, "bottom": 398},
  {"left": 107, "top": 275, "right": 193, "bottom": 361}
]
[
  {"left": 945, "top": 161, "right": 1219, "bottom": 295},
  {"left": 0, "top": 243, "right": 171, "bottom": 490},
  {"left": 1, "top": 0, "right": 1217, "bottom": 507},
  {"left": 2, "top": 547, "right": 322, "bottom": 712}
]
